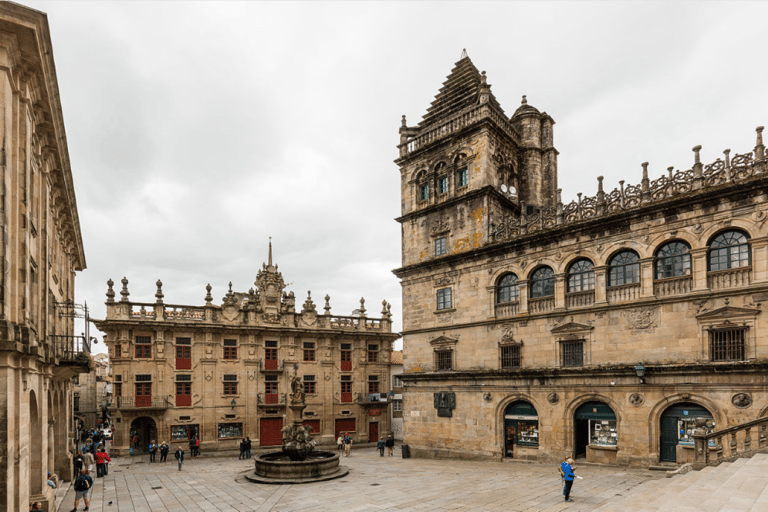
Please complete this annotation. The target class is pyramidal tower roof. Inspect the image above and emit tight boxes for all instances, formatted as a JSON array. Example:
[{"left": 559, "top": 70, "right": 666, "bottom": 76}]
[{"left": 419, "top": 50, "right": 504, "bottom": 127}]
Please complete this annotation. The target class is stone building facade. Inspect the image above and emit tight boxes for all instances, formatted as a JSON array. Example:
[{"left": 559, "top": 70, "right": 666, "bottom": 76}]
[
  {"left": 0, "top": 4, "right": 89, "bottom": 511},
  {"left": 74, "top": 353, "right": 112, "bottom": 428},
  {"left": 393, "top": 53, "right": 768, "bottom": 467},
  {"left": 390, "top": 350, "right": 403, "bottom": 440},
  {"left": 93, "top": 246, "right": 399, "bottom": 455}
]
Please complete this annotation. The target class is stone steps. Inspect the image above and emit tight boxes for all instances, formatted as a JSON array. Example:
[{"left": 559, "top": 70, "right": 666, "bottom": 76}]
[{"left": 595, "top": 454, "right": 768, "bottom": 511}]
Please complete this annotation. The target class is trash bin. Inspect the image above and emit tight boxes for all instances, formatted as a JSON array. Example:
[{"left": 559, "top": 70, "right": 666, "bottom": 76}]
[{"left": 401, "top": 444, "right": 410, "bottom": 459}]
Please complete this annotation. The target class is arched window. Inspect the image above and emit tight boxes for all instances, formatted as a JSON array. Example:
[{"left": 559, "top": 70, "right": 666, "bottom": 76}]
[
  {"left": 530, "top": 267, "right": 554, "bottom": 298},
  {"left": 709, "top": 230, "right": 751, "bottom": 271},
  {"left": 609, "top": 251, "right": 640, "bottom": 286},
  {"left": 497, "top": 273, "right": 519, "bottom": 303},
  {"left": 567, "top": 259, "right": 595, "bottom": 292},
  {"left": 655, "top": 241, "right": 691, "bottom": 279}
]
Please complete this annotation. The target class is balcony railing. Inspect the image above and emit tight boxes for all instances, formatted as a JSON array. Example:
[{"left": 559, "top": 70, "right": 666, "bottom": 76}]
[
  {"left": 693, "top": 416, "right": 768, "bottom": 470},
  {"left": 607, "top": 283, "right": 641, "bottom": 303},
  {"left": 51, "top": 335, "right": 91, "bottom": 364},
  {"left": 528, "top": 297, "right": 554, "bottom": 314},
  {"left": 257, "top": 393, "right": 286, "bottom": 406},
  {"left": 361, "top": 393, "right": 389, "bottom": 404},
  {"left": 112, "top": 396, "right": 169, "bottom": 410},
  {"left": 260, "top": 359, "right": 284, "bottom": 372},
  {"left": 565, "top": 290, "right": 595, "bottom": 309},
  {"left": 708, "top": 267, "right": 751, "bottom": 290},
  {"left": 495, "top": 301, "right": 519, "bottom": 319},
  {"left": 654, "top": 275, "right": 692, "bottom": 297}
]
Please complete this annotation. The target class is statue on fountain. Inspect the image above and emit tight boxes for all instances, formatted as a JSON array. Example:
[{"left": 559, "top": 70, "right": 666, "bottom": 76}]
[{"left": 282, "top": 363, "right": 315, "bottom": 460}]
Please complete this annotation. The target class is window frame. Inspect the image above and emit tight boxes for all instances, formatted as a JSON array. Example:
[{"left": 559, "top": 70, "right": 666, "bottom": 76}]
[
  {"left": 708, "top": 230, "right": 751, "bottom": 271},
  {"left": 530, "top": 266, "right": 555, "bottom": 298},
  {"left": 457, "top": 167, "right": 468, "bottom": 188},
  {"left": 135, "top": 336, "right": 152, "bottom": 359},
  {"left": 303, "top": 375, "right": 316, "bottom": 394},
  {"left": 303, "top": 341, "right": 316, "bottom": 362},
  {"left": 561, "top": 340, "right": 584, "bottom": 367},
  {"left": 436, "top": 287, "right": 452, "bottom": 310},
  {"left": 655, "top": 241, "right": 692, "bottom": 280},
  {"left": 497, "top": 273, "right": 519, "bottom": 303},
  {"left": 419, "top": 183, "right": 429, "bottom": 201},
  {"left": 223, "top": 339, "right": 237, "bottom": 360},
  {"left": 438, "top": 176, "right": 449, "bottom": 194},
  {"left": 567, "top": 259, "right": 595, "bottom": 292},
  {"left": 608, "top": 250, "right": 641, "bottom": 287},
  {"left": 435, "top": 349, "right": 453, "bottom": 371},
  {"left": 435, "top": 237, "right": 447, "bottom": 257},
  {"left": 500, "top": 344, "right": 522, "bottom": 369}
]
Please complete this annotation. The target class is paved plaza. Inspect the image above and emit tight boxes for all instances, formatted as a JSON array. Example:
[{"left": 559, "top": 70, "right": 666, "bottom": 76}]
[{"left": 55, "top": 446, "right": 666, "bottom": 512}]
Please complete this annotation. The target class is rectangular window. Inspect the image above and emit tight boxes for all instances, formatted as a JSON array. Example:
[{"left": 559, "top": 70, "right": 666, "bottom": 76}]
[
  {"left": 73, "top": 395, "right": 80, "bottom": 411},
  {"left": 341, "top": 375, "right": 352, "bottom": 403},
  {"left": 265, "top": 374, "right": 278, "bottom": 402},
  {"left": 218, "top": 423, "right": 243, "bottom": 438},
  {"left": 135, "top": 336, "right": 151, "bottom": 358},
  {"left": 303, "top": 342, "right": 315, "bottom": 362},
  {"left": 265, "top": 341, "right": 278, "bottom": 370},
  {"left": 114, "top": 344, "right": 122, "bottom": 358},
  {"left": 710, "top": 328, "right": 746, "bottom": 362},
  {"left": 436, "top": 288, "right": 452, "bottom": 310},
  {"left": 135, "top": 374, "right": 152, "bottom": 382},
  {"left": 368, "top": 376, "right": 379, "bottom": 394},
  {"left": 589, "top": 420, "right": 618, "bottom": 447},
  {"left": 392, "top": 375, "right": 403, "bottom": 388},
  {"left": 436, "top": 350, "right": 452, "bottom": 371},
  {"left": 223, "top": 339, "right": 237, "bottom": 360},
  {"left": 340, "top": 343, "right": 352, "bottom": 372},
  {"left": 304, "top": 375, "right": 316, "bottom": 394},
  {"left": 458, "top": 167, "right": 468, "bottom": 187},
  {"left": 393, "top": 400, "right": 403, "bottom": 412},
  {"left": 438, "top": 176, "right": 448, "bottom": 194},
  {"left": 419, "top": 183, "right": 429, "bottom": 201},
  {"left": 501, "top": 345, "right": 521, "bottom": 369},
  {"left": 114, "top": 383, "right": 122, "bottom": 397},
  {"left": 176, "top": 338, "right": 192, "bottom": 370},
  {"left": 175, "top": 379, "right": 191, "bottom": 407},
  {"left": 561, "top": 341, "right": 584, "bottom": 367},
  {"left": 368, "top": 344, "right": 379, "bottom": 363},
  {"left": 435, "top": 237, "right": 447, "bottom": 257},
  {"left": 223, "top": 381, "right": 238, "bottom": 395}
]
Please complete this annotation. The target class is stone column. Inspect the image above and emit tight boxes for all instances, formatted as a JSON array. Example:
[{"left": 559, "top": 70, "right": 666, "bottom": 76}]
[
  {"left": 639, "top": 258, "right": 655, "bottom": 298},
  {"left": 518, "top": 280, "right": 530, "bottom": 315},
  {"left": 594, "top": 266, "right": 608, "bottom": 304},
  {"left": 750, "top": 237, "right": 768, "bottom": 284},
  {"left": 689, "top": 248, "right": 710, "bottom": 292},
  {"left": 554, "top": 274, "right": 566, "bottom": 310}
]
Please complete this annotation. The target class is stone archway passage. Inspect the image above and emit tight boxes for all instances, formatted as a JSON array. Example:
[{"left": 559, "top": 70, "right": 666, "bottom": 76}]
[{"left": 129, "top": 417, "right": 157, "bottom": 453}]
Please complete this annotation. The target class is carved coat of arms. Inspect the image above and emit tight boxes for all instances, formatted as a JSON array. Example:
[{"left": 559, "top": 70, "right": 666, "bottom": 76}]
[{"left": 433, "top": 391, "right": 456, "bottom": 418}]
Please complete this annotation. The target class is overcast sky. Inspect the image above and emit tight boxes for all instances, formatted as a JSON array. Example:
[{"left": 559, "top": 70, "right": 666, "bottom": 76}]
[{"left": 26, "top": 1, "right": 768, "bottom": 353}]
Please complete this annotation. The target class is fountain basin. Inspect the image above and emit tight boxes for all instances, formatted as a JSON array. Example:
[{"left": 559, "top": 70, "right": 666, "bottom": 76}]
[{"left": 246, "top": 450, "right": 348, "bottom": 484}]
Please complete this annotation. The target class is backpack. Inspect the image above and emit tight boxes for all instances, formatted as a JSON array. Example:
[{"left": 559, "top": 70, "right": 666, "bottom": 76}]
[
  {"left": 558, "top": 464, "right": 565, "bottom": 478},
  {"left": 74, "top": 475, "right": 91, "bottom": 491}
]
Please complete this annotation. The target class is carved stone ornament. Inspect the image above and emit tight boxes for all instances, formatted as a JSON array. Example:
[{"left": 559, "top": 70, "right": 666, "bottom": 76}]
[
  {"left": 436, "top": 313, "right": 452, "bottom": 324},
  {"left": 483, "top": 392, "right": 492, "bottom": 402},
  {"left": 431, "top": 218, "right": 450, "bottom": 235},
  {"left": 547, "top": 392, "right": 560, "bottom": 405},
  {"left": 627, "top": 307, "right": 659, "bottom": 332},
  {"left": 500, "top": 325, "right": 518, "bottom": 344},
  {"left": 433, "top": 275, "right": 454, "bottom": 287},
  {"left": 434, "top": 391, "right": 456, "bottom": 418},
  {"left": 629, "top": 393, "right": 644, "bottom": 406},
  {"left": 732, "top": 393, "right": 752, "bottom": 408}
]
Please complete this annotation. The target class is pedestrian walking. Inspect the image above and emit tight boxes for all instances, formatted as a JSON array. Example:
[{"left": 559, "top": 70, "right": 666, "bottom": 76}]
[
  {"left": 245, "top": 437, "right": 252, "bottom": 459},
  {"left": 195, "top": 435, "right": 200, "bottom": 456},
  {"left": 159, "top": 441, "right": 169, "bottom": 462},
  {"left": 82, "top": 450, "right": 94, "bottom": 475},
  {"left": 175, "top": 446, "right": 184, "bottom": 471},
  {"left": 73, "top": 451, "right": 84, "bottom": 475},
  {"left": 95, "top": 446, "right": 111, "bottom": 477},
  {"left": 149, "top": 440, "right": 157, "bottom": 462},
  {"left": 239, "top": 439, "right": 245, "bottom": 459},
  {"left": 386, "top": 435, "right": 395, "bottom": 456},
  {"left": 561, "top": 457, "right": 576, "bottom": 502},
  {"left": 377, "top": 438, "right": 385, "bottom": 456},
  {"left": 70, "top": 468, "right": 92, "bottom": 512},
  {"left": 188, "top": 436, "right": 195, "bottom": 457},
  {"left": 337, "top": 435, "right": 343, "bottom": 452},
  {"left": 343, "top": 432, "right": 352, "bottom": 457}
]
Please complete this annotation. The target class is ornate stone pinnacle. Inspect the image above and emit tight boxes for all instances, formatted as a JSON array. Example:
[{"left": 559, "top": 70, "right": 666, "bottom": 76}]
[
  {"left": 155, "top": 280, "right": 164, "bottom": 303},
  {"left": 521, "top": 95, "right": 527, "bottom": 105},
  {"left": 106, "top": 279, "right": 115, "bottom": 303},
  {"left": 205, "top": 284, "right": 213, "bottom": 304},
  {"left": 120, "top": 277, "right": 129, "bottom": 301},
  {"left": 359, "top": 297, "right": 366, "bottom": 316},
  {"left": 324, "top": 294, "right": 331, "bottom": 315},
  {"left": 401, "top": 115, "right": 407, "bottom": 127}
]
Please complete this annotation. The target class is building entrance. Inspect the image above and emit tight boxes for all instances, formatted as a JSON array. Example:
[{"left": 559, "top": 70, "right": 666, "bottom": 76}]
[
  {"left": 130, "top": 417, "right": 157, "bottom": 453},
  {"left": 574, "top": 401, "right": 616, "bottom": 459},
  {"left": 660, "top": 403, "right": 714, "bottom": 463},
  {"left": 503, "top": 401, "right": 538, "bottom": 458}
]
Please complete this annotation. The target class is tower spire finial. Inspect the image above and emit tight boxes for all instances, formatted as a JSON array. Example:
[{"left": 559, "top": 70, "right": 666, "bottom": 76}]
[
  {"left": 268, "top": 237, "right": 273, "bottom": 267},
  {"left": 460, "top": 48, "right": 468, "bottom": 60}
]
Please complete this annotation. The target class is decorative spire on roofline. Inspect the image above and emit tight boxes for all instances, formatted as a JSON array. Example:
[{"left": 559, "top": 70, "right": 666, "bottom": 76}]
[{"left": 460, "top": 48, "right": 468, "bottom": 60}]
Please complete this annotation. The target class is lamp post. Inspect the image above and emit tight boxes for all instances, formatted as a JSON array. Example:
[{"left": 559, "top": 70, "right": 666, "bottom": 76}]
[{"left": 634, "top": 362, "right": 646, "bottom": 384}]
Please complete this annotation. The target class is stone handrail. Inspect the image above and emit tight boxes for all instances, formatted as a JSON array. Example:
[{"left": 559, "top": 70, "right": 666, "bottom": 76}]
[{"left": 692, "top": 415, "right": 768, "bottom": 470}]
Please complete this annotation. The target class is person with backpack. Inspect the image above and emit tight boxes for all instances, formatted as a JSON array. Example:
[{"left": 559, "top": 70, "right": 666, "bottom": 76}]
[
  {"left": 159, "top": 441, "right": 169, "bottom": 462},
  {"left": 149, "top": 440, "right": 157, "bottom": 462},
  {"left": 175, "top": 445, "right": 184, "bottom": 471},
  {"left": 70, "top": 468, "right": 92, "bottom": 512},
  {"left": 561, "top": 457, "right": 576, "bottom": 502}
]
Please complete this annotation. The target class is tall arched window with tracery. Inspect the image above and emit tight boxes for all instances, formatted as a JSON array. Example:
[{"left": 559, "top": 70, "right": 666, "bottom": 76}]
[
  {"left": 567, "top": 259, "right": 595, "bottom": 292},
  {"left": 530, "top": 267, "right": 554, "bottom": 298},
  {"left": 497, "top": 273, "right": 519, "bottom": 304},
  {"left": 655, "top": 241, "right": 691, "bottom": 279},
  {"left": 608, "top": 251, "right": 640, "bottom": 286},
  {"left": 708, "top": 230, "right": 750, "bottom": 271}
]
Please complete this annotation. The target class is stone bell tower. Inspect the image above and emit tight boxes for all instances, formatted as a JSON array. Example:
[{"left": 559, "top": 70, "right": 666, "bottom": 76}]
[{"left": 394, "top": 51, "right": 558, "bottom": 269}]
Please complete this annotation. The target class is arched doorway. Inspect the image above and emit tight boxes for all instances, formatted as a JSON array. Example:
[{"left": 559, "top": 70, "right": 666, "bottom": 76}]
[
  {"left": 29, "top": 390, "right": 42, "bottom": 495},
  {"left": 130, "top": 417, "right": 157, "bottom": 453},
  {"left": 660, "top": 402, "right": 714, "bottom": 463},
  {"left": 574, "top": 401, "right": 616, "bottom": 459},
  {"left": 503, "top": 401, "right": 538, "bottom": 459}
]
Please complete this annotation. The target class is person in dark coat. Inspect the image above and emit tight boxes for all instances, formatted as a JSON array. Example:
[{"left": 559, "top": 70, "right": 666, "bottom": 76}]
[
  {"left": 377, "top": 439, "right": 386, "bottom": 456},
  {"left": 245, "top": 437, "right": 252, "bottom": 459},
  {"left": 238, "top": 439, "right": 245, "bottom": 460},
  {"left": 159, "top": 441, "right": 169, "bottom": 462},
  {"left": 385, "top": 436, "right": 395, "bottom": 456},
  {"left": 175, "top": 446, "right": 184, "bottom": 471}
]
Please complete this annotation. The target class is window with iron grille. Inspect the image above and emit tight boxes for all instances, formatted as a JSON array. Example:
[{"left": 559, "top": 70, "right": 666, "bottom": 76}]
[
  {"left": 266, "top": 340, "right": 278, "bottom": 348},
  {"left": 501, "top": 345, "right": 521, "bottom": 369},
  {"left": 561, "top": 341, "right": 584, "bottom": 367},
  {"left": 436, "top": 288, "right": 452, "bottom": 310},
  {"left": 709, "top": 328, "right": 746, "bottom": 362},
  {"left": 368, "top": 375, "right": 379, "bottom": 394},
  {"left": 435, "top": 350, "right": 452, "bottom": 371},
  {"left": 176, "top": 374, "right": 192, "bottom": 382},
  {"left": 304, "top": 375, "right": 316, "bottom": 394},
  {"left": 114, "top": 383, "right": 122, "bottom": 397},
  {"left": 135, "top": 374, "right": 152, "bottom": 382},
  {"left": 176, "top": 337, "right": 191, "bottom": 345},
  {"left": 303, "top": 342, "right": 315, "bottom": 361},
  {"left": 115, "top": 375, "right": 122, "bottom": 382},
  {"left": 223, "top": 339, "right": 237, "bottom": 359},
  {"left": 135, "top": 336, "right": 152, "bottom": 358},
  {"left": 435, "top": 237, "right": 447, "bottom": 257},
  {"left": 223, "top": 374, "right": 238, "bottom": 381},
  {"left": 368, "top": 344, "right": 379, "bottom": 363},
  {"left": 114, "top": 343, "right": 122, "bottom": 358}
]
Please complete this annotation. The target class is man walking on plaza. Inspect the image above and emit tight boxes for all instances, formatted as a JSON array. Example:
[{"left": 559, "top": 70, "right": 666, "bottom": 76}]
[
  {"left": 83, "top": 450, "right": 94, "bottom": 475},
  {"left": 175, "top": 445, "right": 185, "bottom": 471},
  {"left": 386, "top": 435, "right": 395, "bottom": 456},
  {"left": 70, "top": 468, "right": 92, "bottom": 512},
  {"left": 343, "top": 432, "right": 352, "bottom": 457}
]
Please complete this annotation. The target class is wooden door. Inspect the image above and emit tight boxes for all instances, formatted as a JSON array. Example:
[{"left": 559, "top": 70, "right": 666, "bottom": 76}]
[
  {"left": 369, "top": 422, "right": 379, "bottom": 443},
  {"left": 335, "top": 418, "right": 356, "bottom": 440},
  {"left": 260, "top": 418, "right": 283, "bottom": 446}
]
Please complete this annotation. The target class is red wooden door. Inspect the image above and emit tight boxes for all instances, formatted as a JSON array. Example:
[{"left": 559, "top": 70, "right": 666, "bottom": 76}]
[
  {"left": 341, "top": 381, "right": 352, "bottom": 403},
  {"left": 265, "top": 381, "right": 278, "bottom": 404},
  {"left": 341, "top": 349, "right": 351, "bottom": 372},
  {"left": 335, "top": 418, "right": 356, "bottom": 440},
  {"left": 302, "top": 420, "right": 320, "bottom": 436},
  {"left": 265, "top": 348, "right": 278, "bottom": 370},
  {"left": 176, "top": 346, "right": 191, "bottom": 370},
  {"left": 176, "top": 382, "right": 191, "bottom": 407},
  {"left": 369, "top": 422, "right": 379, "bottom": 443},
  {"left": 135, "top": 383, "right": 151, "bottom": 407},
  {"left": 260, "top": 418, "right": 283, "bottom": 446}
]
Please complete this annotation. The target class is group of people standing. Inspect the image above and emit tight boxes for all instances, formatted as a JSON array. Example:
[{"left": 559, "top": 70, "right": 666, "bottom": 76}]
[
  {"left": 238, "top": 437, "right": 252, "bottom": 459},
  {"left": 148, "top": 440, "right": 171, "bottom": 462}
]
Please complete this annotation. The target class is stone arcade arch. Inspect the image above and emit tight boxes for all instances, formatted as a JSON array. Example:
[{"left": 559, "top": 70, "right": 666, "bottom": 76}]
[
  {"left": 573, "top": 401, "right": 617, "bottom": 464},
  {"left": 29, "top": 390, "right": 43, "bottom": 496},
  {"left": 503, "top": 400, "right": 539, "bottom": 460},
  {"left": 659, "top": 402, "right": 715, "bottom": 463},
  {"left": 130, "top": 417, "right": 157, "bottom": 453}
]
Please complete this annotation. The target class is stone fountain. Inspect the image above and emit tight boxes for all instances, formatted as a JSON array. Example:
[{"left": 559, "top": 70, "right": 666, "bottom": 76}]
[{"left": 247, "top": 364, "right": 348, "bottom": 484}]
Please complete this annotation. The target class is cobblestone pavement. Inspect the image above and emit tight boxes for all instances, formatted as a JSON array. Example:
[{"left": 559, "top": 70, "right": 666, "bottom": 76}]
[{"left": 56, "top": 447, "right": 665, "bottom": 512}]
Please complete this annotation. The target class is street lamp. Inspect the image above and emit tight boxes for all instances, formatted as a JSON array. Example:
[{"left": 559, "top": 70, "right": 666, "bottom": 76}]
[
  {"left": 634, "top": 362, "right": 646, "bottom": 384},
  {"left": 231, "top": 399, "right": 236, "bottom": 409}
]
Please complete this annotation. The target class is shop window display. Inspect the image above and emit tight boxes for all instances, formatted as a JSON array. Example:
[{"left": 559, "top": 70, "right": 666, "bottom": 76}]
[
  {"left": 678, "top": 418, "right": 716, "bottom": 446},
  {"left": 589, "top": 420, "right": 617, "bottom": 446},
  {"left": 218, "top": 423, "right": 243, "bottom": 438}
]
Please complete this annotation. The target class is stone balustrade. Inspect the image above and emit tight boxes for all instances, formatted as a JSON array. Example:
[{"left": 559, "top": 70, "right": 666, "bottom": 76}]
[{"left": 693, "top": 416, "right": 768, "bottom": 470}]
